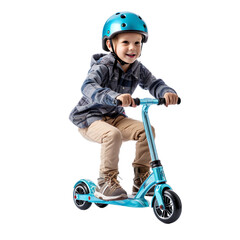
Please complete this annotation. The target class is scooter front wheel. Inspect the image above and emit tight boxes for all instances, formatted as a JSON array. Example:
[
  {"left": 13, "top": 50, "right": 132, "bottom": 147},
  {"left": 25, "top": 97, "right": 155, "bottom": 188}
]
[
  {"left": 73, "top": 182, "right": 92, "bottom": 210},
  {"left": 153, "top": 189, "right": 182, "bottom": 224}
]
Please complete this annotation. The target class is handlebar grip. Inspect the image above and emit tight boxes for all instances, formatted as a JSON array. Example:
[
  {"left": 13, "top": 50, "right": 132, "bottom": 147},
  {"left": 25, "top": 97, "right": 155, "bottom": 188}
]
[
  {"left": 116, "top": 98, "right": 141, "bottom": 106},
  {"left": 116, "top": 99, "right": 122, "bottom": 106},
  {"left": 158, "top": 97, "right": 181, "bottom": 105},
  {"left": 134, "top": 98, "right": 141, "bottom": 106}
]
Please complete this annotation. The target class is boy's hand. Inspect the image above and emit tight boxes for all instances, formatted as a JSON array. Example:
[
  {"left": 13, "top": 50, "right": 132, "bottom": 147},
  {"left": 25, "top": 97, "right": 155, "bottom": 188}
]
[
  {"left": 164, "top": 93, "right": 179, "bottom": 107},
  {"left": 116, "top": 94, "right": 136, "bottom": 107}
]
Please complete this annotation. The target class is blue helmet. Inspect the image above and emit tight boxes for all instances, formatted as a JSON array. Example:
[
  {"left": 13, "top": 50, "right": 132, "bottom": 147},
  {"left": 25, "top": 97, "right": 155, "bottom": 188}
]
[{"left": 102, "top": 12, "right": 148, "bottom": 51}]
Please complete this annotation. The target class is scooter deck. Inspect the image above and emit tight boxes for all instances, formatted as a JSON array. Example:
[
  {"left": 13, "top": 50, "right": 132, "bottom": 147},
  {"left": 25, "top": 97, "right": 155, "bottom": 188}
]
[{"left": 75, "top": 193, "right": 150, "bottom": 208}]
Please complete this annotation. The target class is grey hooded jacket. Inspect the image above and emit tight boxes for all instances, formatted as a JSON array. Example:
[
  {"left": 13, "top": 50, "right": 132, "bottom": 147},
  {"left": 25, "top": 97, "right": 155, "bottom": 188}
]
[{"left": 69, "top": 53, "right": 176, "bottom": 128}]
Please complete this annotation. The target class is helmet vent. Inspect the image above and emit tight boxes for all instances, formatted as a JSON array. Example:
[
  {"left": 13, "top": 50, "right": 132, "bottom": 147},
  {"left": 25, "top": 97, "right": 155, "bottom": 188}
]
[
  {"left": 121, "top": 23, "right": 126, "bottom": 27},
  {"left": 138, "top": 16, "right": 142, "bottom": 20},
  {"left": 116, "top": 12, "right": 120, "bottom": 15},
  {"left": 120, "top": 14, "right": 126, "bottom": 19}
]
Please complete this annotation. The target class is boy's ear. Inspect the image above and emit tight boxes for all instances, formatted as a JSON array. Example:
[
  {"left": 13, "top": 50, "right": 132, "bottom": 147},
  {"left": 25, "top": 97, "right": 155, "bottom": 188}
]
[{"left": 106, "top": 39, "right": 112, "bottom": 52}]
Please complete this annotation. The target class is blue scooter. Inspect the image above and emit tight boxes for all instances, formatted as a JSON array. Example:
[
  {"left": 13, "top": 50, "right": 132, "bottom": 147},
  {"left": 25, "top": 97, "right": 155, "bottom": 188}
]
[{"left": 73, "top": 98, "right": 182, "bottom": 224}]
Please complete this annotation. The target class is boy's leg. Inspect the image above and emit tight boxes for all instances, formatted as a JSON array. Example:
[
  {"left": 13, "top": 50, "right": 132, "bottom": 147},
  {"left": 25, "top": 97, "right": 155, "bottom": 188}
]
[
  {"left": 114, "top": 116, "right": 155, "bottom": 196},
  {"left": 114, "top": 116, "right": 155, "bottom": 168},
  {"left": 78, "top": 119, "right": 128, "bottom": 200},
  {"left": 78, "top": 119, "right": 122, "bottom": 174}
]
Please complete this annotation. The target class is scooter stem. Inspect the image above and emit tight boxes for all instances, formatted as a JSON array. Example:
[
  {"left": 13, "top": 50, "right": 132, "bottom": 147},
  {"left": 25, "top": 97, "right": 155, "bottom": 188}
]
[{"left": 142, "top": 102, "right": 159, "bottom": 162}]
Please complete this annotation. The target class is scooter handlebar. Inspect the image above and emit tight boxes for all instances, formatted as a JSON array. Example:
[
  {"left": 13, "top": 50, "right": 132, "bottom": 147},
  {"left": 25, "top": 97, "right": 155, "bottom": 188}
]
[{"left": 116, "top": 97, "right": 181, "bottom": 106}]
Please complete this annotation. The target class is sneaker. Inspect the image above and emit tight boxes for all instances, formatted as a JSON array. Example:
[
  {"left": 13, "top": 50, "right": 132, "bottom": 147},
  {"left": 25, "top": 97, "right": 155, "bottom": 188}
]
[
  {"left": 94, "top": 171, "right": 128, "bottom": 201},
  {"left": 132, "top": 167, "right": 155, "bottom": 196}
]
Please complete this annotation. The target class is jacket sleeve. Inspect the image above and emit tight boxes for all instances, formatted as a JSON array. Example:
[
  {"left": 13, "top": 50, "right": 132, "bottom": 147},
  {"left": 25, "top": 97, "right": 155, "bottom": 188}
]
[
  {"left": 81, "top": 64, "right": 120, "bottom": 106},
  {"left": 139, "top": 64, "right": 177, "bottom": 98}
]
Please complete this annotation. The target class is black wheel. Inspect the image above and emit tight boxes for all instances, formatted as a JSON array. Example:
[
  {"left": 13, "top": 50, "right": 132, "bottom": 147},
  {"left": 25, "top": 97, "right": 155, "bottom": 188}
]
[
  {"left": 73, "top": 182, "right": 92, "bottom": 210},
  {"left": 153, "top": 189, "right": 182, "bottom": 224},
  {"left": 95, "top": 203, "right": 108, "bottom": 208}
]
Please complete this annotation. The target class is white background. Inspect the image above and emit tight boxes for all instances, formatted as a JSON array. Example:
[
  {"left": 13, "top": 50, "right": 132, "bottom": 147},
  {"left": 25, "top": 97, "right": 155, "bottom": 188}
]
[{"left": 1, "top": 0, "right": 240, "bottom": 239}]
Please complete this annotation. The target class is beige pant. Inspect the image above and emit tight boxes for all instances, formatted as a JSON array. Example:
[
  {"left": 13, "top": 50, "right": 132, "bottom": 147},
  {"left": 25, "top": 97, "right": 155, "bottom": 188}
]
[{"left": 78, "top": 115, "right": 155, "bottom": 175}]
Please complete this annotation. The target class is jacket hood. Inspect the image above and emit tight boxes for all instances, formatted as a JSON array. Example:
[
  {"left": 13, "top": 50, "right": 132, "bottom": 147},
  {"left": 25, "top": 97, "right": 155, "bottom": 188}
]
[{"left": 90, "top": 53, "right": 113, "bottom": 67}]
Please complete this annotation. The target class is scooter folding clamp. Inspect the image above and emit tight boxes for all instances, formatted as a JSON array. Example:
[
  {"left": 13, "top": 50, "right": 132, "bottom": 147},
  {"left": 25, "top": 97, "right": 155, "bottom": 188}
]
[{"left": 150, "top": 160, "right": 162, "bottom": 168}]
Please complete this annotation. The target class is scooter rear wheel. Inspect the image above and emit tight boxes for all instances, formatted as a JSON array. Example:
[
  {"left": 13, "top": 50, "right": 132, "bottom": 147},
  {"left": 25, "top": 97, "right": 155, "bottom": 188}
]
[
  {"left": 153, "top": 189, "right": 182, "bottom": 223},
  {"left": 95, "top": 203, "right": 108, "bottom": 208},
  {"left": 73, "top": 182, "right": 92, "bottom": 210}
]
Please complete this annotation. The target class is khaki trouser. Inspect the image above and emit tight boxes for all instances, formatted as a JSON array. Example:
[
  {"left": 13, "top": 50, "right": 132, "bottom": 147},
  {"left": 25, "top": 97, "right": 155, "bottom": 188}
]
[{"left": 78, "top": 115, "right": 155, "bottom": 175}]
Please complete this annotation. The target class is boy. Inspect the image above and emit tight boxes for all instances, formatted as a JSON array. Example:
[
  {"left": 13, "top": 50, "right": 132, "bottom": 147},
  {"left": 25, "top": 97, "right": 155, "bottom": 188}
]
[{"left": 69, "top": 12, "right": 179, "bottom": 201}]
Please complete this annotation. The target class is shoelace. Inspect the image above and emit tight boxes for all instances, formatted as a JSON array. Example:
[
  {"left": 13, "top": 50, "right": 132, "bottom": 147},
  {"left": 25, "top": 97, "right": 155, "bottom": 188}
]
[
  {"left": 139, "top": 171, "right": 151, "bottom": 184},
  {"left": 105, "top": 172, "right": 122, "bottom": 190}
]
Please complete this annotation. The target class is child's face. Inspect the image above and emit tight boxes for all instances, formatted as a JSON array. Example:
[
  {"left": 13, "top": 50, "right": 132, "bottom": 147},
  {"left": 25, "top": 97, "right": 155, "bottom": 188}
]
[{"left": 107, "top": 32, "right": 142, "bottom": 65}]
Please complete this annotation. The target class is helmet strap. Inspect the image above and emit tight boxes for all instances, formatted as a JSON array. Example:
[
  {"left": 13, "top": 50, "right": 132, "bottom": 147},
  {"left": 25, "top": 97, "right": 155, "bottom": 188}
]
[{"left": 109, "top": 39, "right": 128, "bottom": 66}]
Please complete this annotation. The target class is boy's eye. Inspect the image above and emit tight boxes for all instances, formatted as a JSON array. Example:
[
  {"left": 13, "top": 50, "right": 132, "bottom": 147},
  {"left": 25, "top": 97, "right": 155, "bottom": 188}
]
[{"left": 121, "top": 40, "right": 141, "bottom": 45}]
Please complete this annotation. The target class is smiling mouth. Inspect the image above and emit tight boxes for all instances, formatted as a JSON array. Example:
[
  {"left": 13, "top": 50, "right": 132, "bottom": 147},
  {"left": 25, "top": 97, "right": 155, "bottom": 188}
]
[{"left": 126, "top": 54, "right": 136, "bottom": 58}]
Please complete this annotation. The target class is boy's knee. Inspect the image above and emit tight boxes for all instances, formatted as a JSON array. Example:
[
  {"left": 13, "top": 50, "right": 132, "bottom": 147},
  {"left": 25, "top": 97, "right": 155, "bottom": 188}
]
[
  {"left": 137, "top": 124, "right": 155, "bottom": 141},
  {"left": 103, "top": 128, "right": 122, "bottom": 143},
  {"left": 141, "top": 125, "right": 155, "bottom": 139}
]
